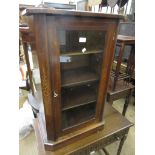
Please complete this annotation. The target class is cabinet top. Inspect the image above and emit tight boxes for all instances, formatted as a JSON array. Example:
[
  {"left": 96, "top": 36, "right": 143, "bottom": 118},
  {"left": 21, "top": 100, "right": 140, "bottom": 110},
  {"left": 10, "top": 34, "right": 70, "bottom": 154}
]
[{"left": 23, "top": 7, "right": 124, "bottom": 19}]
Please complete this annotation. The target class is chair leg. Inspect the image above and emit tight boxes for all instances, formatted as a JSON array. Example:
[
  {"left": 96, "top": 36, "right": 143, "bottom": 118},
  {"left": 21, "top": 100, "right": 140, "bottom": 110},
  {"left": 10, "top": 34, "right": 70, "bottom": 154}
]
[
  {"left": 108, "top": 96, "right": 113, "bottom": 105},
  {"left": 122, "top": 92, "right": 131, "bottom": 116}
]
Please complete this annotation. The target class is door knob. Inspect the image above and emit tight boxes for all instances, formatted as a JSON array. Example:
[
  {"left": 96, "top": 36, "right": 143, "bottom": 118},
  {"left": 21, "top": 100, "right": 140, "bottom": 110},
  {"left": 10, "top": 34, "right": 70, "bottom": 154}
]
[{"left": 53, "top": 91, "right": 58, "bottom": 98}]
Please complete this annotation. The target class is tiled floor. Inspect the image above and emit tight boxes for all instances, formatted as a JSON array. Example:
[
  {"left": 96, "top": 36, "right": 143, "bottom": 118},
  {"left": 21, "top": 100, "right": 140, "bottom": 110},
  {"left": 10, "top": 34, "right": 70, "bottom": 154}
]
[{"left": 19, "top": 91, "right": 135, "bottom": 155}]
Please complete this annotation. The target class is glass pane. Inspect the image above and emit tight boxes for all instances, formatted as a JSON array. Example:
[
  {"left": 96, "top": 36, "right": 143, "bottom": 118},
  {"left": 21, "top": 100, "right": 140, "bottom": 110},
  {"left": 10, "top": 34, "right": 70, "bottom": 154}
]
[
  {"left": 58, "top": 30, "right": 106, "bottom": 130},
  {"left": 58, "top": 30, "right": 105, "bottom": 54}
]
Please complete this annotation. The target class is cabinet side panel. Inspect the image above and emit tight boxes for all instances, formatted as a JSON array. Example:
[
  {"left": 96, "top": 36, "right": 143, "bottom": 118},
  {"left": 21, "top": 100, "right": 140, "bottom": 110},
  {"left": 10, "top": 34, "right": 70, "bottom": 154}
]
[
  {"left": 33, "top": 14, "right": 56, "bottom": 140},
  {"left": 96, "top": 21, "right": 120, "bottom": 121},
  {"left": 46, "top": 16, "right": 62, "bottom": 138}
]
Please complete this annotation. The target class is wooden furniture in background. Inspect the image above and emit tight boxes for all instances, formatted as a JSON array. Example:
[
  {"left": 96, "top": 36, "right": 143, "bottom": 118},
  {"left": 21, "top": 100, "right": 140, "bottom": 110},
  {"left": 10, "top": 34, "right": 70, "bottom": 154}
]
[
  {"left": 113, "top": 22, "right": 135, "bottom": 81},
  {"left": 34, "top": 103, "right": 133, "bottom": 155},
  {"left": 107, "top": 80, "right": 134, "bottom": 116},
  {"left": 19, "top": 2, "right": 77, "bottom": 95},
  {"left": 19, "top": 22, "right": 40, "bottom": 114},
  {"left": 24, "top": 8, "right": 123, "bottom": 150},
  {"left": 107, "top": 34, "right": 135, "bottom": 116},
  {"left": 19, "top": 4, "right": 36, "bottom": 95},
  {"left": 19, "top": 2, "right": 78, "bottom": 110},
  {"left": 20, "top": 27, "right": 35, "bottom": 95},
  {"left": 111, "top": 34, "right": 135, "bottom": 91}
]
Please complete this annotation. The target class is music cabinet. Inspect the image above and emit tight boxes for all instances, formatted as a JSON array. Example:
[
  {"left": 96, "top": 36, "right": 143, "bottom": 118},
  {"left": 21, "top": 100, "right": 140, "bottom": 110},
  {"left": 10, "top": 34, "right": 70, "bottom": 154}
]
[{"left": 23, "top": 8, "right": 123, "bottom": 150}]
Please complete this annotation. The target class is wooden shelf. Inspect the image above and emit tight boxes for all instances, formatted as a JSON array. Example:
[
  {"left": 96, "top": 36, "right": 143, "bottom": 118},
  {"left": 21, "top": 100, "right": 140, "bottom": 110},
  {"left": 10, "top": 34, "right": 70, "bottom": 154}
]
[
  {"left": 62, "top": 85, "right": 97, "bottom": 111},
  {"left": 61, "top": 68, "right": 99, "bottom": 87},
  {"left": 61, "top": 50, "right": 103, "bottom": 56},
  {"left": 62, "top": 103, "right": 95, "bottom": 129}
]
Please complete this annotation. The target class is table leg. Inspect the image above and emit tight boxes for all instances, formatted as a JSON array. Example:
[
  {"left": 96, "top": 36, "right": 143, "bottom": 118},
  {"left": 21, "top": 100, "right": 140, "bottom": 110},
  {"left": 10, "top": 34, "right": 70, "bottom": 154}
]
[
  {"left": 23, "top": 42, "right": 35, "bottom": 95},
  {"left": 102, "top": 148, "right": 110, "bottom": 155},
  {"left": 117, "top": 134, "right": 127, "bottom": 155}
]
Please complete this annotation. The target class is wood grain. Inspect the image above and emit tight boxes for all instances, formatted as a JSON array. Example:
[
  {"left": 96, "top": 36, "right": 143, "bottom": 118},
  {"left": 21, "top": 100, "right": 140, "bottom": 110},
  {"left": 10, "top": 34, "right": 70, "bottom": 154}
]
[{"left": 27, "top": 9, "right": 122, "bottom": 147}]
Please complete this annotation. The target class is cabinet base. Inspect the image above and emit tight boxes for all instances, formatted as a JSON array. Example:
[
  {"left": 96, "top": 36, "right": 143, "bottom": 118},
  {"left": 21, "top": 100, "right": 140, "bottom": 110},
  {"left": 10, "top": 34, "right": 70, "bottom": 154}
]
[{"left": 37, "top": 114, "right": 104, "bottom": 151}]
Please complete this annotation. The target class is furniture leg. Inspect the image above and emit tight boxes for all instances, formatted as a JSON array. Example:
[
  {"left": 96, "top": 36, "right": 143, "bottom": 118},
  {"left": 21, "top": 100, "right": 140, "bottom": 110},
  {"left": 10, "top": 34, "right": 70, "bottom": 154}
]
[
  {"left": 109, "top": 97, "right": 113, "bottom": 105},
  {"left": 122, "top": 91, "right": 131, "bottom": 116},
  {"left": 125, "top": 44, "right": 135, "bottom": 80},
  {"left": 122, "top": 96, "right": 128, "bottom": 116},
  {"left": 117, "top": 134, "right": 127, "bottom": 155},
  {"left": 113, "top": 43, "right": 125, "bottom": 91},
  {"left": 23, "top": 42, "right": 35, "bottom": 95},
  {"left": 102, "top": 147, "right": 110, "bottom": 155}
]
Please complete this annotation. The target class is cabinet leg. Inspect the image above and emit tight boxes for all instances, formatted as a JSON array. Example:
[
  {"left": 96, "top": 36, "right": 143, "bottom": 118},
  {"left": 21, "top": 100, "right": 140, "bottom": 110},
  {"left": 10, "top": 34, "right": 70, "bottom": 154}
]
[{"left": 117, "top": 134, "right": 127, "bottom": 155}]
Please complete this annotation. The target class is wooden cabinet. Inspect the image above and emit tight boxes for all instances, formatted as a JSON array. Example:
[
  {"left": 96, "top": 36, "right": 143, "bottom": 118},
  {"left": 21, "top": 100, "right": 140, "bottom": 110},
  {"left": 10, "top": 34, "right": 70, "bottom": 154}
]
[{"left": 24, "top": 8, "right": 123, "bottom": 150}]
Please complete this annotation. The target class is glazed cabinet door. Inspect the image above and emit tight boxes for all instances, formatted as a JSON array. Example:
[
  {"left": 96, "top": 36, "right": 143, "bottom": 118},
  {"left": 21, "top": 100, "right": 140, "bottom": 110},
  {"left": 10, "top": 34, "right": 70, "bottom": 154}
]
[
  {"left": 46, "top": 16, "right": 118, "bottom": 137},
  {"left": 58, "top": 29, "right": 106, "bottom": 131}
]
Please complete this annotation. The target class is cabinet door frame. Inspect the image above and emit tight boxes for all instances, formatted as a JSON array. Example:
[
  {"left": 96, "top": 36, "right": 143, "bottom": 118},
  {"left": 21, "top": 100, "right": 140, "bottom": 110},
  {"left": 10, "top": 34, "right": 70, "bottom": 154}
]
[{"left": 46, "top": 16, "right": 119, "bottom": 137}]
